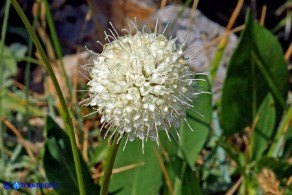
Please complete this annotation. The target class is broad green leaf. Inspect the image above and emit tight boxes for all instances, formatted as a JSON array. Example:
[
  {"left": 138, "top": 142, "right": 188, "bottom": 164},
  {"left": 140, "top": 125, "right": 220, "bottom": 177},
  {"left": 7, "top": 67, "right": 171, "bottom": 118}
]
[
  {"left": 109, "top": 140, "right": 162, "bottom": 195},
  {"left": 159, "top": 129, "right": 178, "bottom": 157},
  {"left": 160, "top": 75, "right": 211, "bottom": 165},
  {"left": 170, "top": 156, "right": 202, "bottom": 195},
  {"left": 161, "top": 160, "right": 176, "bottom": 195},
  {"left": 180, "top": 75, "right": 211, "bottom": 165},
  {"left": 159, "top": 75, "right": 210, "bottom": 195},
  {"left": 250, "top": 94, "right": 276, "bottom": 161},
  {"left": 156, "top": 75, "right": 211, "bottom": 195},
  {"left": 44, "top": 116, "right": 99, "bottom": 195},
  {"left": 221, "top": 12, "right": 288, "bottom": 135}
]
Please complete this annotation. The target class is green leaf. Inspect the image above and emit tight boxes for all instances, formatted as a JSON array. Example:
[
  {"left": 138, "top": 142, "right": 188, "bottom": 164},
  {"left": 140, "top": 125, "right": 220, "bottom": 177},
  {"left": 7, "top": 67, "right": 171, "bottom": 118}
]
[
  {"left": 157, "top": 75, "right": 211, "bottom": 195},
  {"left": 109, "top": 140, "right": 162, "bottom": 195},
  {"left": 221, "top": 12, "right": 288, "bottom": 135},
  {"left": 283, "top": 124, "right": 292, "bottom": 159},
  {"left": 44, "top": 116, "right": 99, "bottom": 195},
  {"left": 250, "top": 94, "right": 276, "bottom": 160},
  {"left": 9, "top": 42, "right": 27, "bottom": 58},
  {"left": 158, "top": 76, "right": 210, "bottom": 195},
  {"left": 180, "top": 75, "right": 212, "bottom": 165},
  {"left": 89, "top": 141, "right": 107, "bottom": 166},
  {"left": 0, "top": 44, "right": 17, "bottom": 80},
  {"left": 1, "top": 90, "right": 42, "bottom": 116},
  {"left": 170, "top": 156, "right": 202, "bottom": 195},
  {"left": 161, "top": 160, "right": 176, "bottom": 195}
]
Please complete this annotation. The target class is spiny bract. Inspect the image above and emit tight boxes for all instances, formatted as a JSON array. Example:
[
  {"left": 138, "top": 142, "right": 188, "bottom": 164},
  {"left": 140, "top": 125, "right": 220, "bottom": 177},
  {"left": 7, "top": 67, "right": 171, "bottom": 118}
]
[{"left": 82, "top": 21, "right": 206, "bottom": 151}]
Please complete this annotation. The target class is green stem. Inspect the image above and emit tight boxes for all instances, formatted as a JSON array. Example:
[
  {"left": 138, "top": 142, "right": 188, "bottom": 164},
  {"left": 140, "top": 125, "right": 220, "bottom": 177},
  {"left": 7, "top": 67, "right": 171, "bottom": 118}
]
[
  {"left": 0, "top": 0, "right": 11, "bottom": 161},
  {"left": 101, "top": 134, "right": 121, "bottom": 195},
  {"left": 210, "top": 35, "right": 227, "bottom": 81},
  {"left": 168, "top": 0, "right": 193, "bottom": 32},
  {"left": 24, "top": 2, "right": 38, "bottom": 139},
  {"left": 267, "top": 103, "right": 292, "bottom": 157},
  {"left": 43, "top": 0, "right": 85, "bottom": 134},
  {"left": 10, "top": 1, "right": 86, "bottom": 195},
  {"left": 43, "top": 0, "right": 72, "bottom": 99}
]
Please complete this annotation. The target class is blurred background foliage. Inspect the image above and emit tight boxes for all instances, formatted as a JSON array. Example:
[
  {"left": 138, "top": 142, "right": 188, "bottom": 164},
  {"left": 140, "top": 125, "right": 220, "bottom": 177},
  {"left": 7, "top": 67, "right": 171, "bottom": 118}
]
[{"left": 0, "top": 0, "right": 292, "bottom": 194}]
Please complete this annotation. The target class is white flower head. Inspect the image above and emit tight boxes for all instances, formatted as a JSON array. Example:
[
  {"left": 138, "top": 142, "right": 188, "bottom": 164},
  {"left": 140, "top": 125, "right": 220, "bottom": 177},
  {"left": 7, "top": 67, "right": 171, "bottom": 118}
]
[{"left": 82, "top": 20, "right": 206, "bottom": 151}]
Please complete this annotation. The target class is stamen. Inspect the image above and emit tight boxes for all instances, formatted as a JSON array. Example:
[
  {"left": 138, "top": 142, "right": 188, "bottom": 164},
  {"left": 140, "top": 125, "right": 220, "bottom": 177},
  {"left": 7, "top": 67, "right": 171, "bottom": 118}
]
[
  {"left": 104, "top": 126, "right": 112, "bottom": 139},
  {"left": 85, "top": 46, "right": 99, "bottom": 56},
  {"left": 127, "top": 21, "right": 132, "bottom": 34},
  {"left": 142, "top": 25, "right": 146, "bottom": 33},
  {"left": 96, "top": 41, "right": 104, "bottom": 47},
  {"left": 142, "top": 138, "right": 145, "bottom": 154},
  {"left": 104, "top": 31, "right": 116, "bottom": 42},
  {"left": 186, "top": 58, "right": 198, "bottom": 64},
  {"left": 79, "top": 71, "right": 91, "bottom": 81},
  {"left": 163, "top": 126, "right": 171, "bottom": 141},
  {"left": 154, "top": 123, "right": 159, "bottom": 141},
  {"left": 117, "top": 131, "right": 124, "bottom": 143},
  {"left": 189, "top": 108, "right": 204, "bottom": 118},
  {"left": 145, "top": 124, "right": 150, "bottom": 142},
  {"left": 175, "top": 128, "right": 181, "bottom": 140},
  {"left": 176, "top": 73, "right": 195, "bottom": 79},
  {"left": 181, "top": 46, "right": 197, "bottom": 55},
  {"left": 130, "top": 20, "right": 139, "bottom": 33},
  {"left": 154, "top": 18, "right": 159, "bottom": 36},
  {"left": 171, "top": 106, "right": 181, "bottom": 117},
  {"left": 156, "top": 138, "right": 159, "bottom": 147},
  {"left": 162, "top": 23, "right": 169, "bottom": 35},
  {"left": 168, "top": 129, "right": 179, "bottom": 144},
  {"left": 80, "top": 63, "right": 94, "bottom": 68},
  {"left": 108, "top": 127, "right": 118, "bottom": 141},
  {"left": 75, "top": 89, "right": 89, "bottom": 92},
  {"left": 108, "top": 29, "right": 118, "bottom": 40},
  {"left": 105, "top": 122, "right": 112, "bottom": 129},
  {"left": 121, "top": 28, "right": 130, "bottom": 35},
  {"left": 179, "top": 92, "right": 193, "bottom": 102},
  {"left": 100, "top": 122, "right": 107, "bottom": 132},
  {"left": 194, "top": 72, "right": 209, "bottom": 75},
  {"left": 123, "top": 135, "right": 129, "bottom": 151},
  {"left": 184, "top": 79, "right": 206, "bottom": 81},
  {"left": 180, "top": 34, "right": 189, "bottom": 50},
  {"left": 82, "top": 110, "right": 99, "bottom": 117},
  {"left": 109, "top": 22, "right": 119, "bottom": 37},
  {"left": 193, "top": 91, "right": 211, "bottom": 95},
  {"left": 171, "top": 95, "right": 193, "bottom": 107},
  {"left": 183, "top": 117, "right": 194, "bottom": 131}
]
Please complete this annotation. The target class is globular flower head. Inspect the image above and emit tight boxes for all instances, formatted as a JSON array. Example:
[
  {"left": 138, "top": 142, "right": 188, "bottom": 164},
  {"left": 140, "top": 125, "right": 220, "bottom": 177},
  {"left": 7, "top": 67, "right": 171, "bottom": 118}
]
[{"left": 83, "top": 21, "right": 204, "bottom": 150}]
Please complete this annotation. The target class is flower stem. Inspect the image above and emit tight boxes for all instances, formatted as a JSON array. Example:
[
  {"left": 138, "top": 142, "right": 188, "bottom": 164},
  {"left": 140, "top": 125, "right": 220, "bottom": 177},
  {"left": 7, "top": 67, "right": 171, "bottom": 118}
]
[
  {"left": 10, "top": 1, "right": 86, "bottom": 195},
  {"left": 101, "top": 134, "right": 121, "bottom": 195}
]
